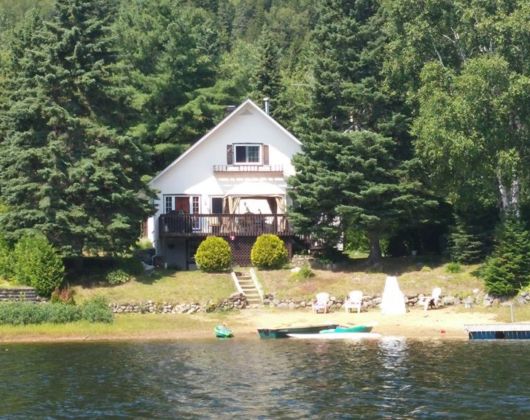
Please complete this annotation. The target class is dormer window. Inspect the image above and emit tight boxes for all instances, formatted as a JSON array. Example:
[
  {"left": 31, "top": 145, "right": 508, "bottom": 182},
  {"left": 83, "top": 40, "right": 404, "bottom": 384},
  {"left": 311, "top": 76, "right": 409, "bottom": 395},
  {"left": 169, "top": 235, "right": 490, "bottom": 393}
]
[{"left": 235, "top": 144, "right": 261, "bottom": 164}]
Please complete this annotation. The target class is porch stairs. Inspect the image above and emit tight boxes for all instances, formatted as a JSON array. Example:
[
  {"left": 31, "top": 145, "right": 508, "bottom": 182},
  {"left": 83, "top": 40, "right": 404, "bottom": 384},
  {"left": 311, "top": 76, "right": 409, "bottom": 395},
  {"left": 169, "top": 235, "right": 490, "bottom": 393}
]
[{"left": 231, "top": 269, "right": 264, "bottom": 307}]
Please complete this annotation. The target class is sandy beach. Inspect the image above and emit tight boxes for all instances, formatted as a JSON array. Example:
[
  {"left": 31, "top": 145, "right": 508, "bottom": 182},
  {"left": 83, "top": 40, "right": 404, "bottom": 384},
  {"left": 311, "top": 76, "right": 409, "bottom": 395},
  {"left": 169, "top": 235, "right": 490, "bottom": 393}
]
[{"left": 231, "top": 307, "right": 498, "bottom": 340}]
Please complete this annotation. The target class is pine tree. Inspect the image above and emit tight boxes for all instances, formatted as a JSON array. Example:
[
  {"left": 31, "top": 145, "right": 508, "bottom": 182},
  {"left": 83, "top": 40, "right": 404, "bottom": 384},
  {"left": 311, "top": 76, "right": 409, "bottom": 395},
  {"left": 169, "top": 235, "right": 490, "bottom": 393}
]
[
  {"left": 252, "top": 31, "right": 287, "bottom": 124},
  {"left": 0, "top": 0, "right": 152, "bottom": 255},
  {"left": 115, "top": 0, "right": 221, "bottom": 171},
  {"left": 290, "top": 128, "right": 433, "bottom": 263},
  {"left": 482, "top": 217, "right": 530, "bottom": 296}
]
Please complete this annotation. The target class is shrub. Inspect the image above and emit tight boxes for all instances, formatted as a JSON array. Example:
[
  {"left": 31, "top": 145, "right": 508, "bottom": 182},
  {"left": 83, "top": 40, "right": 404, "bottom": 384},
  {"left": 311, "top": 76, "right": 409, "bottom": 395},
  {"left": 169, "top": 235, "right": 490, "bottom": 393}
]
[
  {"left": 251, "top": 234, "right": 288, "bottom": 269},
  {"left": 445, "top": 262, "right": 462, "bottom": 273},
  {"left": 195, "top": 237, "right": 232, "bottom": 272},
  {"left": 481, "top": 218, "right": 530, "bottom": 296},
  {"left": 0, "top": 236, "right": 12, "bottom": 280},
  {"left": 12, "top": 233, "right": 64, "bottom": 297},
  {"left": 291, "top": 264, "right": 314, "bottom": 281},
  {"left": 106, "top": 269, "right": 131, "bottom": 285},
  {"left": 81, "top": 296, "right": 113, "bottom": 323},
  {"left": 0, "top": 302, "right": 81, "bottom": 325}
]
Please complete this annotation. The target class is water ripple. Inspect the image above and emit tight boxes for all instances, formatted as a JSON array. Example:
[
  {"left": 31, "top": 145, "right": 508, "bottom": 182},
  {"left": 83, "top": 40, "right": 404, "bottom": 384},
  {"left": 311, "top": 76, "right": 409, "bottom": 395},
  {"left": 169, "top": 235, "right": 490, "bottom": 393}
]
[{"left": 0, "top": 339, "right": 529, "bottom": 418}]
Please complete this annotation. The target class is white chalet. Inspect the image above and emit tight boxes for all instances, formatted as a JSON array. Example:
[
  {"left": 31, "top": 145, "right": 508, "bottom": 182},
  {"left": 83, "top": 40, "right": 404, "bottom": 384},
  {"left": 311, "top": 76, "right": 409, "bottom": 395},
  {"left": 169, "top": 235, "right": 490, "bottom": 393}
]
[{"left": 147, "top": 99, "right": 302, "bottom": 269}]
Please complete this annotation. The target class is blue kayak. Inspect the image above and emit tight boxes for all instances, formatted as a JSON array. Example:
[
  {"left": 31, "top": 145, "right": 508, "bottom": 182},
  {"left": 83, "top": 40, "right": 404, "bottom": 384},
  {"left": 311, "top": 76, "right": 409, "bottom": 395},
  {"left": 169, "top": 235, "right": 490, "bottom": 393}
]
[{"left": 319, "top": 325, "right": 373, "bottom": 334}]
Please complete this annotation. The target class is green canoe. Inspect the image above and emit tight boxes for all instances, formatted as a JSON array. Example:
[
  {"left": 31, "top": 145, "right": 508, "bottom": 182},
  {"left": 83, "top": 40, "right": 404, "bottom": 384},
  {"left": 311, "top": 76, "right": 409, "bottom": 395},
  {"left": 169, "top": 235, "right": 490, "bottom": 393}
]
[{"left": 214, "top": 325, "right": 233, "bottom": 338}]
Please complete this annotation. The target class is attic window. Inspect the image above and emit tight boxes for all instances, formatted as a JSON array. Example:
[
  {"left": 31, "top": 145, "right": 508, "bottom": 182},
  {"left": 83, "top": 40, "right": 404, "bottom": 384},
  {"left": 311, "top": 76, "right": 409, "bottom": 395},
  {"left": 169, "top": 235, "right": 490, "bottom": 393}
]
[{"left": 235, "top": 144, "right": 261, "bottom": 164}]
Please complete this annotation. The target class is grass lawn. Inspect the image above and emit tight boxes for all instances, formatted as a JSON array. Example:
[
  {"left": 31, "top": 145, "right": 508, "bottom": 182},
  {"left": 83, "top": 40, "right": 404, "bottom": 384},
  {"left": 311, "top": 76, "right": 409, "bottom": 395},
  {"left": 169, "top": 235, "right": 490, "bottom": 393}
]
[
  {"left": 0, "top": 313, "right": 236, "bottom": 340},
  {"left": 257, "top": 257, "right": 484, "bottom": 300},
  {"left": 72, "top": 270, "right": 235, "bottom": 304}
]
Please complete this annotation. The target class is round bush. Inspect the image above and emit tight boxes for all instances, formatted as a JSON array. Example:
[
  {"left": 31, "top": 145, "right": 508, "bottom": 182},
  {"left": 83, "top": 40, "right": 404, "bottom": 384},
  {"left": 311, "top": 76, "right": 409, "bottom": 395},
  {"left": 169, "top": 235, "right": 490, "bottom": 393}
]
[
  {"left": 251, "top": 234, "right": 288, "bottom": 269},
  {"left": 195, "top": 237, "right": 232, "bottom": 272},
  {"left": 13, "top": 233, "right": 65, "bottom": 297},
  {"left": 106, "top": 269, "right": 131, "bottom": 285}
]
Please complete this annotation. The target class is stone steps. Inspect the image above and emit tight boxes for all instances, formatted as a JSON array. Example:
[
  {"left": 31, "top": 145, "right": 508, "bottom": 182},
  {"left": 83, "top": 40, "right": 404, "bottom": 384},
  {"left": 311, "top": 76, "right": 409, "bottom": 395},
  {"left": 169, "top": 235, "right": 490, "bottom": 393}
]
[{"left": 234, "top": 272, "right": 262, "bottom": 305}]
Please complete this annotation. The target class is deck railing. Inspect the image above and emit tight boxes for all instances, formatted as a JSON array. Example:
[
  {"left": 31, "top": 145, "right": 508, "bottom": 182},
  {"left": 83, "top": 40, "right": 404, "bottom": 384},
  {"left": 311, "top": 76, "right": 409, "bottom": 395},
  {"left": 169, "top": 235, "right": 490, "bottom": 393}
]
[{"left": 159, "top": 213, "right": 292, "bottom": 237}]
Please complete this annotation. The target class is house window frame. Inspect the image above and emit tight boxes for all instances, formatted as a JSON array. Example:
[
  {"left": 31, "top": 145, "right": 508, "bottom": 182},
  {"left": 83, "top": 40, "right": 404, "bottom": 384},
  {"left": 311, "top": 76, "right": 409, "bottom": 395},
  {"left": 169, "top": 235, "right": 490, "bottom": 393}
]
[
  {"left": 162, "top": 195, "right": 201, "bottom": 214},
  {"left": 233, "top": 143, "right": 262, "bottom": 165}
]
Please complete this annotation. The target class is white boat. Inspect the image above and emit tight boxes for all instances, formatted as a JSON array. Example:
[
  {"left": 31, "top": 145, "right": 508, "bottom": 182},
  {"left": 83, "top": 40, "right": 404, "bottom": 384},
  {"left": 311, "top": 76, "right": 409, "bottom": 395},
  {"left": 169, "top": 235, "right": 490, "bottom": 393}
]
[{"left": 287, "top": 332, "right": 382, "bottom": 340}]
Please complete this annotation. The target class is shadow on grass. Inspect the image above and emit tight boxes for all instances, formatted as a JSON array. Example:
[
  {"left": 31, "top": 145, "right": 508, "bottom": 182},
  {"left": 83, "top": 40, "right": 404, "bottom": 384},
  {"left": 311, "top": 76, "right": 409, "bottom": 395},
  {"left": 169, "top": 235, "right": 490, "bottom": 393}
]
[
  {"left": 66, "top": 264, "right": 178, "bottom": 289},
  {"left": 319, "top": 255, "right": 448, "bottom": 276},
  {"left": 134, "top": 269, "right": 178, "bottom": 285}
]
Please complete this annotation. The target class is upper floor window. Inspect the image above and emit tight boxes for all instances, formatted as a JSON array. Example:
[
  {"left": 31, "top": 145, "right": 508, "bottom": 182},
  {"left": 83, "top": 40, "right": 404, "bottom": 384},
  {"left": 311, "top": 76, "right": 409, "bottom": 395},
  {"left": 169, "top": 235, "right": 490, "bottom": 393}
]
[{"left": 234, "top": 144, "right": 261, "bottom": 164}]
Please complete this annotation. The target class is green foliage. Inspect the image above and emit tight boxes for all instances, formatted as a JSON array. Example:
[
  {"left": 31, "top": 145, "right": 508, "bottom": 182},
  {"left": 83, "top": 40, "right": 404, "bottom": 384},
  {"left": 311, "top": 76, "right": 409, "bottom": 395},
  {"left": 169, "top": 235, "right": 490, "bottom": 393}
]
[
  {"left": 0, "top": 236, "right": 12, "bottom": 280},
  {"left": 106, "top": 269, "right": 131, "bottom": 286},
  {"left": 12, "top": 233, "right": 64, "bottom": 297},
  {"left": 0, "top": 302, "right": 80, "bottom": 325},
  {"left": 0, "top": 296, "right": 112, "bottom": 325},
  {"left": 481, "top": 218, "right": 530, "bottom": 296},
  {"left": 449, "top": 225, "right": 490, "bottom": 264},
  {"left": 290, "top": 129, "right": 435, "bottom": 262},
  {"left": 81, "top": 296, "right": 113, "bottom": 323},
  {"left": 414, "top": 56, "right": 530, "bottom": 215},
  {"left": 446, "top": 262, "right": 462, "bottom": 274},
  {"left": 0, "top": 0, "right": 153, "bottom": 256},
  {"left": 251, "top": 234, "right": 288, "bottom": 269},
  {"left": 195, "top": 237, "right": 232, "bottom": 272},
  {"left": 291, "top": 264, "right": 314, "bottom": 282}
]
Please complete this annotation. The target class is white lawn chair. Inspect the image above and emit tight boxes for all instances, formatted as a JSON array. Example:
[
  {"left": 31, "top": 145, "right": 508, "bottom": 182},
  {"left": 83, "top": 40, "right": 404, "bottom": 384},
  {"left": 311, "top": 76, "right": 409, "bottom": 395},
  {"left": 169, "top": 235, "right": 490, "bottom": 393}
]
[
  {"left": 424, "top": 287, "right": 442, "bottom": 311},
  {"left": 312, "top": 292, "right": 330, "bottom": 314},
  {"left": 344, "top": 290, "right": 363, "bottom": 313}
]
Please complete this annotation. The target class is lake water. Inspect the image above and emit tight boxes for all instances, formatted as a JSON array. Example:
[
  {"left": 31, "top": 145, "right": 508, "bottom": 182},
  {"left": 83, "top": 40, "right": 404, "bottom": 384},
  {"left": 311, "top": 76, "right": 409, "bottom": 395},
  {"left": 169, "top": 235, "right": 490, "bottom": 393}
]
[{"left": 0, "top": 338, "right": 529, "bottom": 418}]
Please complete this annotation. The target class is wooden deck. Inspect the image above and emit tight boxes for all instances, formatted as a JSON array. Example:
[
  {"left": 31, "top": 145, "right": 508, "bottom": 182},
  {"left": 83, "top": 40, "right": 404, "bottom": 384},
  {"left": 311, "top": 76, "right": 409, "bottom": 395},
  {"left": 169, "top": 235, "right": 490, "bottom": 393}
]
[{"left": 159, "top": 213, "right": 293, "bottom": 238}]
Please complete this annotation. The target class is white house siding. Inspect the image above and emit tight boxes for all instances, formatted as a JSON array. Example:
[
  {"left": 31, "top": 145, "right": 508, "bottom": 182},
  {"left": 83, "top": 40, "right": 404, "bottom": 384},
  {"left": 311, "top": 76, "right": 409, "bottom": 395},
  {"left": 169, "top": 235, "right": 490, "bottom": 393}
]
[{"left": 147, "top": 100, "right": 301, "bottom": 265}]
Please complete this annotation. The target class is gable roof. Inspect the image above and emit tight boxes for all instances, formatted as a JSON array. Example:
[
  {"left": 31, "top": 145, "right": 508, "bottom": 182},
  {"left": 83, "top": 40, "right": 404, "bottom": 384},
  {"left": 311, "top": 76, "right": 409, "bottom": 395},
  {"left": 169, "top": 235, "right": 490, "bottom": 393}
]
[{"left": 150, "top": 99, "right": 302, "bottom": 185}]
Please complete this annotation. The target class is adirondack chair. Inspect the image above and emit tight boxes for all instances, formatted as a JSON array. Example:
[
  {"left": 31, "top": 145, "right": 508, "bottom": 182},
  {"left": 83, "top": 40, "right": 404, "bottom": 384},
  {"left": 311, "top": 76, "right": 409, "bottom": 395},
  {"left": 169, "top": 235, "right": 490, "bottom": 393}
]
[
  {"left": 344, "top": 290, "right": 363, "bottom": 313},
  {"left": 312, "top": 292, "right": 331, "bottom": 314}
]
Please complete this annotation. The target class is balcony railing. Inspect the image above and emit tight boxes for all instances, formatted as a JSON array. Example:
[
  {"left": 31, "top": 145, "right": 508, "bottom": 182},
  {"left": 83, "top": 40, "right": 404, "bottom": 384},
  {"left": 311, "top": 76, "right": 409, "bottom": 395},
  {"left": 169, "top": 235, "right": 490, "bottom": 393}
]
[
  {"left": 213, "top": 164, "right": 283, "bottom": 174},
  {"left": 159, "top": 213, "right": 292, "bottom": 237}
]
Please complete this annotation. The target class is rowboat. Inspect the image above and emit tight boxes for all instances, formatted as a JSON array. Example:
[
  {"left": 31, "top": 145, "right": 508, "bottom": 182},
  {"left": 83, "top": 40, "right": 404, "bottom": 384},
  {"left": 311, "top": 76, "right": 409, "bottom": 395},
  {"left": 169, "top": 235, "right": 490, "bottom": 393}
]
[
  {"left": 465, "top": 323, "right": 530, "bottom": 340},
  {"left": 214, "top": 325, "right": 233, "bottom": 338},
  {"left": 257, "top": 324, "right": 339, "bottom": 339},
  {"left": 287, "top": 332, "right": 381, "bottom": 340}
]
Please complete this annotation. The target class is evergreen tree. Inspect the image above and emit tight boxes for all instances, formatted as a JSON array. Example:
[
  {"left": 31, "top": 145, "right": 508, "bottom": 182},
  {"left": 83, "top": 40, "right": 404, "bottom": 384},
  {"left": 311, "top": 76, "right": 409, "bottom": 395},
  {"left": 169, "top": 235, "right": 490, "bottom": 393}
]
[
  {"left": 482, "top": 217, "right": 530, "bottom": 296},
  {"left": 290, "top": 129, "right": 434, "bottom": 263},
  {"left": 252, "top": 31, "right": 288, "bottom": 124},
  {"left": 0, "top": 0, "right": 152, "bottom": 255},
  {"left": 115, "top": 0, "right": 221, "bottom": 171}
]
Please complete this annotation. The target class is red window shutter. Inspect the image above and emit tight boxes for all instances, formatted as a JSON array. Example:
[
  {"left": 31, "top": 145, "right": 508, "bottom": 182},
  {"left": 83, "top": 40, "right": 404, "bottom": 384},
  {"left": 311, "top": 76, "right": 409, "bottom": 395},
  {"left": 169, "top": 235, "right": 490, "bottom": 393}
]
[
  {"left": 263, "top": 144, "right": 269, "bottom": 165},
  {"left": 227, "top": 145, "right": 233, "bottom": 164}
]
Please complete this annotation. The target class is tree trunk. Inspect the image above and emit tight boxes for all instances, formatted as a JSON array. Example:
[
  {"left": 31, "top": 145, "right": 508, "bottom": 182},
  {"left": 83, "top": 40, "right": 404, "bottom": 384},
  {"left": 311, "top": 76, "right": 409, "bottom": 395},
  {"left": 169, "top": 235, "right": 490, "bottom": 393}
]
[
  {"left": 497, "top": 172, "right": 520, "bottom": 218},
  {"left": 367, "top": 231, "right": 382, "bottom": 264}
]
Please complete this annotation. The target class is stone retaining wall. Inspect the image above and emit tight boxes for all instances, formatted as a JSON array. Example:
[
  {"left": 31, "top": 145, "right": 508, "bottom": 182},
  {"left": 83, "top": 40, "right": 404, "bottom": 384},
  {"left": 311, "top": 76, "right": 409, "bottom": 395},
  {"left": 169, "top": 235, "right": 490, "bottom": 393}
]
[
  {"left": 262, "top": 291, "right": 530, "bottom": 310},
  {"left": 0, "top": 288, "right": 41, "bottom": 302},
  {"left": 108, "top": 290, "right": 530, "bottom": 314},
  {"left": 110, "top": 292, "right": 248, "bottom": 314}
]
